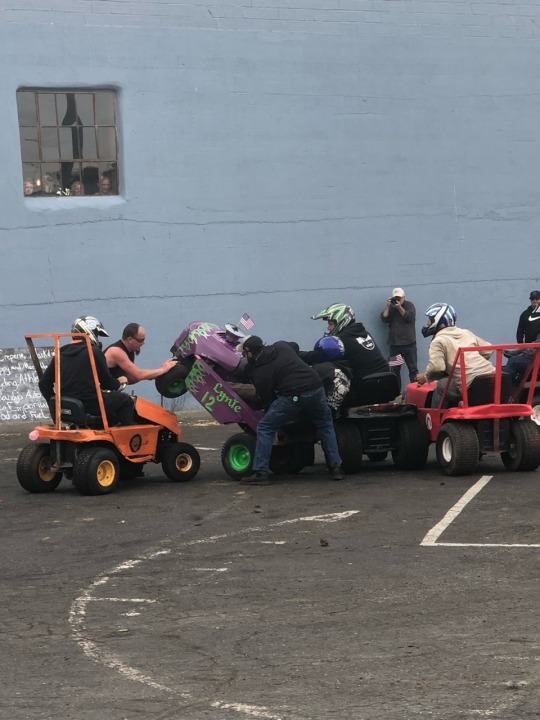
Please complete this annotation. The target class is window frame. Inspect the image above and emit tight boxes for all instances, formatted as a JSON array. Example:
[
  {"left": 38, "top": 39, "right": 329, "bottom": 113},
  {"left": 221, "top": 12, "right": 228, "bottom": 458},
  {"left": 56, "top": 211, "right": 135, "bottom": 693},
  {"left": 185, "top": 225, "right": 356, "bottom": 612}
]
[{"left": 17, "top": 87, "right": 120, "bottom": 198}]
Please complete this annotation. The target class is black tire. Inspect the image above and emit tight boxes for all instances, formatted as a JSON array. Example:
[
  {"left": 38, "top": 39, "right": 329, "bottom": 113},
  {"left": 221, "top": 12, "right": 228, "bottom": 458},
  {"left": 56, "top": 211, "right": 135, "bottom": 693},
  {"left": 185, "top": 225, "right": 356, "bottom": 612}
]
[
  {"left": 16, "top": 443, "right": 62, "bottom": 493},
  {"left": 531, "top": 395, "right": 540, "bottom": 428},
  {"left": 270, "top": 442, "right": 314, "bottom": 475},
  {"left": 501, "top": 418, "right": 540, "bottom": 472},
  {"left": 436, "top": 423, "right": 479, "bottom": 477},
  {"left": 72, "top": 446, "right": 120, "bottom": 495},
  {"left": 155, "top": 364, "right": 190, "bottom": 399},
  {"left": 221, "top": 432, "right": 256, "bottom": 480},
  {"left": 392, "top": 419, "right": 430, "bottom": 471},
  {"left": 335, "top": 421, "right": 362, "bottom": 474},
  {"left": 162, "top": 442, "right": 200, "bottom": 481},
  {"left": 366, "top": 452, "right": 388, "bottom": 463}
]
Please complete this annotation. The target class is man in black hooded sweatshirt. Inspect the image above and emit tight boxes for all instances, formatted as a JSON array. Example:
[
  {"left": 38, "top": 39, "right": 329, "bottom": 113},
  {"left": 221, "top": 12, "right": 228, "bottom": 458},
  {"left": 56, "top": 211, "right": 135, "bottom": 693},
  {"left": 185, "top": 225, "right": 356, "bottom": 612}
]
[
  {"left": 39, "top": 315, "right": 135, "bottom": 426},
  {"left": 311, "top": 303, "right": 389, "bottom": 405}
]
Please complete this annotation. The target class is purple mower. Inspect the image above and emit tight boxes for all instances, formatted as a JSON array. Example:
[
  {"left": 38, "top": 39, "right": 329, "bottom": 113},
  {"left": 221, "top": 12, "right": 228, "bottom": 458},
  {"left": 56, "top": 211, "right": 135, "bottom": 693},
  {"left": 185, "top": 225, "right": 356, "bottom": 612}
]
[{"left": 156, "top": 322, "right": 429, "bottom": 479}]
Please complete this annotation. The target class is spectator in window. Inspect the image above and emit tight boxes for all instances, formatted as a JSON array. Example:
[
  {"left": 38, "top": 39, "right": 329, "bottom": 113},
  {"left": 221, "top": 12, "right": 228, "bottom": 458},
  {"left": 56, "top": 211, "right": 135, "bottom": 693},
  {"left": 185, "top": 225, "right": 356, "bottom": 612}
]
[
  {"left": 24, "top": 180, "right": 34, "bottom": 196},
  {"left": 99, "top": 175, "right": 112, "bottom": 195},
  {"left": 34, "top": 174, "right": 59, "bottom": 197},
  {"left": 71, "top": 181, "right": 84, "bottom": 196}
]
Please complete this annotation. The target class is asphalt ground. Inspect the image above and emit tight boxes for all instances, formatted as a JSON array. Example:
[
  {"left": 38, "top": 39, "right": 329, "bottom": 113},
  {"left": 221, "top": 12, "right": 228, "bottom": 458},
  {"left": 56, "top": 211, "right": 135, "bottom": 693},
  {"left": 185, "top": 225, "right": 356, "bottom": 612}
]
[{"left": 1, "top": 412, "right": 539, "bottom": 720}]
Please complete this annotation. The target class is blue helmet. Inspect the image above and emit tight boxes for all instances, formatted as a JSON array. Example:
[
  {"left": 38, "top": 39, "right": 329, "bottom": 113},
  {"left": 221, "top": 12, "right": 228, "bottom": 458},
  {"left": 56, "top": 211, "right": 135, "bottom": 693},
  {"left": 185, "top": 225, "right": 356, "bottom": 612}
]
[
  {"left": 422, "top": 303, "right": 457, "bottom": 338},
  {"left": 314, "top": 336, "right": 345, "bottom": 361}
]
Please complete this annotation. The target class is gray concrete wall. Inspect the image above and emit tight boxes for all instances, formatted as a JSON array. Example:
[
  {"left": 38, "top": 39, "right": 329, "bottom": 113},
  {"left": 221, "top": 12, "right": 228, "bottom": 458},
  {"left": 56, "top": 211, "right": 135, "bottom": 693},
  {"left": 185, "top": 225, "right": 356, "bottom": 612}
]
[{"left": 1, "top": 0, "right": 539, "bottom": 402}]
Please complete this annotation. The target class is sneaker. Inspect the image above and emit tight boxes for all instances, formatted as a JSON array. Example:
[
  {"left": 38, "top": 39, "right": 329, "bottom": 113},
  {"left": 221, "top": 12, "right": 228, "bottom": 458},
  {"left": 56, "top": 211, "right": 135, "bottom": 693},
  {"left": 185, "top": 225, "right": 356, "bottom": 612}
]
[
  {"left": 329, "top": 466, "right": 345, "bottom": 481},
  {"left": 241, "top": 471, "right": 271, "bottom": 486}
]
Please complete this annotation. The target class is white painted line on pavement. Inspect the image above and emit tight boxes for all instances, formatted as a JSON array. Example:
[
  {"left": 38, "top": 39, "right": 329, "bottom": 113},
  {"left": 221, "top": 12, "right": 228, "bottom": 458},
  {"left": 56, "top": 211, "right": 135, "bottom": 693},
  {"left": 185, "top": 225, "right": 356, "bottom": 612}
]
[
  {"left": 69, "top": 510, "right": 359, "bottom": 720},
  {"left": 421, "top": 475, "right": 540, "bottom": 548},
  {"left": 430, "top": 542, "right": 540, "bottom": 548},
  {"left": 421, "top": 475, "right": 492, "bottom": 546}
]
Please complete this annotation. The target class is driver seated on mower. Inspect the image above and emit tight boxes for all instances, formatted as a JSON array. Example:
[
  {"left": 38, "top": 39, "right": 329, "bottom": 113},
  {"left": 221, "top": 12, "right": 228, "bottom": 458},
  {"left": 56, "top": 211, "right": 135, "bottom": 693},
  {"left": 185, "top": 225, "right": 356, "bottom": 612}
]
[
  {"left": 310, "top": 303, "right": 390, "bottom": 406},
  {"left": 38, "top": 316, "right": 135, "bottom": 427},
  {"left": 416, "top": 303, "right": 495, "bottom": 409}
]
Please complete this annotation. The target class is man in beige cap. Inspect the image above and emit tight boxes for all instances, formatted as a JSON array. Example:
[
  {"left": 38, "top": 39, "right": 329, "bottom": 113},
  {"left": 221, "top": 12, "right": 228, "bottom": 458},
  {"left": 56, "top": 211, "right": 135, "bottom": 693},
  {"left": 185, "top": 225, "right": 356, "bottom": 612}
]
[{"left": 380, "top": 287, "right": 417, "bottom": 390}]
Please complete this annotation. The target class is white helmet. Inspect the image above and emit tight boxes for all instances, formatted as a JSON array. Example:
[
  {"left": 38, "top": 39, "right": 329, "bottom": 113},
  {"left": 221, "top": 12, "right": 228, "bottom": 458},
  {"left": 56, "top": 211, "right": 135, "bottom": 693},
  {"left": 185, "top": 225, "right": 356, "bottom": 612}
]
[
  {"left": 422, "top": 303, "right": 456, "bottom": 338},
  {"left": 71, "top": 316, "right": 109, "bottom": 346}
]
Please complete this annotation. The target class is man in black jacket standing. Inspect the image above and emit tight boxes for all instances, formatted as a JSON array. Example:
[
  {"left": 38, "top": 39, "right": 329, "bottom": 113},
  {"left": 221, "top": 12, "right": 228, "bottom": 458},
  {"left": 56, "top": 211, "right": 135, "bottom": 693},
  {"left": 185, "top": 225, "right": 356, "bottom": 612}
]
[
  {"left": 237, "top": 335, "right": 344, "bottom": 485},
  {"left": 380, "top": 286, "right": 418, "bottom": 389},
  {"left": 516, "top": 290, "right": 540, "bottom": 344}
]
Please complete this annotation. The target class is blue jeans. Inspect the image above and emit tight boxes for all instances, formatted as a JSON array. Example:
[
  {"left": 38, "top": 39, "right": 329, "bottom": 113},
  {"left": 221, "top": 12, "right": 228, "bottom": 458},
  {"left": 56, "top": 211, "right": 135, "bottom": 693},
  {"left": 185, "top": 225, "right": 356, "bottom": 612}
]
[
  {"left": 253, "top": 387, "right": 342, "bottom": 471},
  {"left": 505, "top": 355, "right": 531, "bottom": 385}
]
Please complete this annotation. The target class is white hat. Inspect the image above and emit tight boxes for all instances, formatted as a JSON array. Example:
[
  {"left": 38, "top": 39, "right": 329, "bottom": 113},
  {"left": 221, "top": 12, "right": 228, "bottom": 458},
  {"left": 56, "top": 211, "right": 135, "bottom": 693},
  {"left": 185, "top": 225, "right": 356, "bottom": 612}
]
[{"left": 392, "top": 287, "right": 405, "bottom": 297}]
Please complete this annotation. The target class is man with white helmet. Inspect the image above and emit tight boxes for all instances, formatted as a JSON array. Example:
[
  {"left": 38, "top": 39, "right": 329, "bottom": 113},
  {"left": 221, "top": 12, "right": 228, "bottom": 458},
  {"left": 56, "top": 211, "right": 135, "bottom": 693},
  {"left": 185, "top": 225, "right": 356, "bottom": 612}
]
[
  {"left": 416, "top": 303, "right": 495, "bottom": 408},
  {"left": 39, "top": 316, "right": 135, "bottom": 425}
]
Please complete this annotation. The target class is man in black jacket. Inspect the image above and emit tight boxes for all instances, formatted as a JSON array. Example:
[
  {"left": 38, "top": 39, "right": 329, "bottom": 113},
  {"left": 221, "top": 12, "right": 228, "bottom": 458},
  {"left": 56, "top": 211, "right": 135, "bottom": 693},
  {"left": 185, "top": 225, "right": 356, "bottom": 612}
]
[
  {"left": 380, "top": 287, "right": 418, "bottom": 389},
  {"left": 516, "top": 290, "right": 540, "bottom": 344},
  {"left": 237, "top": 335, "right": 344, "bottom": 485},
  {"left": 312, "top": 303, "right": 389, "bottom": 405},
  {"left": 39, "top": 316, "right": 135, "bottom": 426}
]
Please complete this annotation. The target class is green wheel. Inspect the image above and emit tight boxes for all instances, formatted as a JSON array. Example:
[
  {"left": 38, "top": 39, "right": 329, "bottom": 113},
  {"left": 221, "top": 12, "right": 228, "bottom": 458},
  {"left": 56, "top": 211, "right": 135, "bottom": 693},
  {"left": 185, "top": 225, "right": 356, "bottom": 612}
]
[
  {"left": 155, "top": 364, "right": 190, "bottom": 399},
  {"left": 221, "top": 432, "right": 256, "bottom": 480}
]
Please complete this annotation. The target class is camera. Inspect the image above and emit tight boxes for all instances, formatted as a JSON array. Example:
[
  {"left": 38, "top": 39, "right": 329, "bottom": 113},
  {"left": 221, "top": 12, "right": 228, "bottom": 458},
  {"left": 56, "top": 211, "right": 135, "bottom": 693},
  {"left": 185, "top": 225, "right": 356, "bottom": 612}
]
[{"left": 391, "top": 296, "right": 400, "bottom": 305}]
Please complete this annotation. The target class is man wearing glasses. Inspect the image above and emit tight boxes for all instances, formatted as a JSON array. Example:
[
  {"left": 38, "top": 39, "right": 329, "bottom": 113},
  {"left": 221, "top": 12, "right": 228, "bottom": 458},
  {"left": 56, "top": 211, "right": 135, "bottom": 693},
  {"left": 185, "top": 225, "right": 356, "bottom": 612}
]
[{"left": 104, "top": 323, "right": 176, "bottom": 385}]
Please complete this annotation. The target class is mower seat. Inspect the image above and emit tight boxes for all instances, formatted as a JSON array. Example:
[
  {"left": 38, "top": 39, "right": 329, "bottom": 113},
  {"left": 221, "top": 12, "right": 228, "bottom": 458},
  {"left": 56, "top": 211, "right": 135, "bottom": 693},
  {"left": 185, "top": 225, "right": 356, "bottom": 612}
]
[
  {"left": 467, "top": 373, "right": 511, "bottom": 406},
  {"left": 352, "top": 372, "right": 401, "bottom": 405},
  {"left": 48, "top": 396, "right": 104, "bottom": 428}
]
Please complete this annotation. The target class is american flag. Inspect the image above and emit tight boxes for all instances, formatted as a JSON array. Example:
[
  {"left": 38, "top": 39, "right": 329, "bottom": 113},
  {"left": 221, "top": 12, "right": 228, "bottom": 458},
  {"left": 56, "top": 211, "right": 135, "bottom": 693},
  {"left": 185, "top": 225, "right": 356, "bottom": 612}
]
[
  {"left": 388, "top": 354, "right": 405, "bottom": 367},
  {"left": 239, "top": 313, "right": 255, "bottom": 330}
]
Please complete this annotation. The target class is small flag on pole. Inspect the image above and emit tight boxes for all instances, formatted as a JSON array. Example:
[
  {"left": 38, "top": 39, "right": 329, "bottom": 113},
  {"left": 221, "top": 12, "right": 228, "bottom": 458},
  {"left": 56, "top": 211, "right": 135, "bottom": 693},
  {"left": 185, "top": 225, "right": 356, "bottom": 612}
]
[
  {"left": 239, "top": 313, "right": 255, "bottom": 331},
  {"left": 388, "top": 354, "right": 405, "bottom": 367}
]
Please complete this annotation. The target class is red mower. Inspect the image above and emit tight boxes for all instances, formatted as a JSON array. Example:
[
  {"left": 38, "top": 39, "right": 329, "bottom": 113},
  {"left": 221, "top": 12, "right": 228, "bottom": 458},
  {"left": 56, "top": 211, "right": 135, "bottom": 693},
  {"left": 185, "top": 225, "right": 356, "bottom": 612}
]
[{"left": 404, "top": 343, "right": 540, "bottom": 476}]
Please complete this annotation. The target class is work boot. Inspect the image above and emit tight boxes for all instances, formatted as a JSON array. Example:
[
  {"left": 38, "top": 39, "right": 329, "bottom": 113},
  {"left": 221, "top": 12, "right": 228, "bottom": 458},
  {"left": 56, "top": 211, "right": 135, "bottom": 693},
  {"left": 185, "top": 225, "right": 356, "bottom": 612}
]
[
  {"left": 241, "top": 470, "right": 271, "bottom": 486},
  {"left": 329, "top": 466, "right": 345, "bottom": 481}
]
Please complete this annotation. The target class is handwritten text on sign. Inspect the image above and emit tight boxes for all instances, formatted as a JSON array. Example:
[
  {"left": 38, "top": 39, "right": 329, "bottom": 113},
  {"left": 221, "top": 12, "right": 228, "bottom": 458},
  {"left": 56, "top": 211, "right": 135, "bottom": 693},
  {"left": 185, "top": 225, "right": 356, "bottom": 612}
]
[{"left": 0, "top": 347, "right": 53, "bottom": 423}]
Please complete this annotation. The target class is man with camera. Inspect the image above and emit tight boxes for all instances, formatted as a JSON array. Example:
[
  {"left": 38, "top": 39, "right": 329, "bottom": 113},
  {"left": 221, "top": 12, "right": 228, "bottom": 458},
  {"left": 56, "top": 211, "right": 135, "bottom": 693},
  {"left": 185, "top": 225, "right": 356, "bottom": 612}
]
[{"left": 380, "top": 287, "right": 418, "bottom": 390}]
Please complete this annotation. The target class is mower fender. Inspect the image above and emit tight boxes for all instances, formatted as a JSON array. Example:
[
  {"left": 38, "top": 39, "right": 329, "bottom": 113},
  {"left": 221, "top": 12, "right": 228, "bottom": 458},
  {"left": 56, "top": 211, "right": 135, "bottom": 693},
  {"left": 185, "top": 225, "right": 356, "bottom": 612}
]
[
  {"left": 404, "top": 381, "right": 437, "bottom": 408},
  {"left": 134, "top": 396, "right": 182, "bottom": 436}
]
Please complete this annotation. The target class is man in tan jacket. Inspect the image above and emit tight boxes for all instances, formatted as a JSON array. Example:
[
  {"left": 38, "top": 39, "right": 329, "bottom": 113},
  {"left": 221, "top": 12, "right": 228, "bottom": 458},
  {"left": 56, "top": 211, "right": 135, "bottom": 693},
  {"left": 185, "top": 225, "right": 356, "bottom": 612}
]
[{"left": 416, "top": 302, "right": 494, "bottom": 408}]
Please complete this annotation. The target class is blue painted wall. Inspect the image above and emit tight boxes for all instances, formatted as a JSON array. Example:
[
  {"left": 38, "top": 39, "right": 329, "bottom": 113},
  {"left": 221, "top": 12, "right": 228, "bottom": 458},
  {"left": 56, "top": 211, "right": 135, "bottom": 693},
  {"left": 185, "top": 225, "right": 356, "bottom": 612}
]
[{"left": 1, "top": 1, "right": 539, "bottom": 402}]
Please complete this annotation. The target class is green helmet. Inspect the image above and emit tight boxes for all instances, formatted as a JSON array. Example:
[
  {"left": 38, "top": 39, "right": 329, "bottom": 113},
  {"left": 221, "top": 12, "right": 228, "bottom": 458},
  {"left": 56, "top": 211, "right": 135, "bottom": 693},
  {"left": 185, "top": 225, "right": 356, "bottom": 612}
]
[{"left": 311, "top": 304, "right": 355, "bottom": 336}]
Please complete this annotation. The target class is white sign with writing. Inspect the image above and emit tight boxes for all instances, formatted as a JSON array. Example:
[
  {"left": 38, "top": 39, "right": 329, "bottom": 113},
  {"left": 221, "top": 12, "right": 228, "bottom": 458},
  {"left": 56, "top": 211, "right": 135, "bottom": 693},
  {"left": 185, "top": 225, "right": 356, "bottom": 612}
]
[{"left": 0, "top": 347, "right": 53, "bottom": 423}]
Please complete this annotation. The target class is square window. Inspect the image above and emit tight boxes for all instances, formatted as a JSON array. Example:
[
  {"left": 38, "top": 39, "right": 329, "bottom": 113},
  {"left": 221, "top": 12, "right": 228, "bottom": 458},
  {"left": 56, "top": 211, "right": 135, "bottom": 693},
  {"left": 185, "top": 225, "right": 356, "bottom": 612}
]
[{"left": 17, "top": 88, "right": 120, "bottom": 197}]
